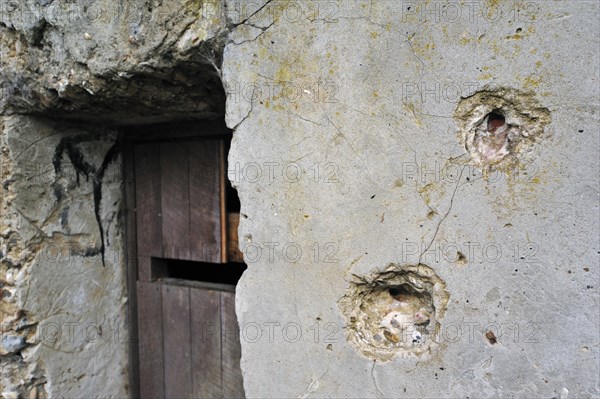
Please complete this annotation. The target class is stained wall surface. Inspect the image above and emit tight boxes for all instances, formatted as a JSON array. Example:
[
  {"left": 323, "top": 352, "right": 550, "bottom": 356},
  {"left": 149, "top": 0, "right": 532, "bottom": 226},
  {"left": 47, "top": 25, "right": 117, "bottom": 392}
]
[
  {"left": 0, "top": 0, "right": 599, "bottom": 398},
  {"left": 223, "top": 1, "right": 600, "bottom": 397},
  {"left": 1, "top": 1, "right": 230, "bottom": 397},
  {"left": 1, "top": 116, "right": 128, "bottom": 398}
]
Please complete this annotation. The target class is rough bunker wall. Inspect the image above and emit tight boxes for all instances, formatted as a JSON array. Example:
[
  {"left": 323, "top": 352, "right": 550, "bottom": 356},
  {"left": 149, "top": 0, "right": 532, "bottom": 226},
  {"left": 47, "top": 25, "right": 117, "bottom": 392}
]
[
  {"left": 223, "top": 1, "right": 599, "bottom": 398},
  {"left": 1, "top": 116, "right": 128, "bottom": 398},
  {"left": 1, "top": 0, "right": 229, "bottom": 397}
]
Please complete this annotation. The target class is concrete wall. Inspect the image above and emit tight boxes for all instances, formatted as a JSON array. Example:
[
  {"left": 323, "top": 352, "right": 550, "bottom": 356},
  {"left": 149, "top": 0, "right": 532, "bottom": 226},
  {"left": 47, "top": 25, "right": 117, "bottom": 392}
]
[
  {"left": 1, "top": 116, "right": 128, "bottom": 398},
  {"left": 0, "top": 0, "right": 598, "bottom": 398},
  {"left": 223, "top": 1, "right": 599, "bottom": 397},
  {"left": 1, "top": 1, "right": 229, "bottom": 395}
]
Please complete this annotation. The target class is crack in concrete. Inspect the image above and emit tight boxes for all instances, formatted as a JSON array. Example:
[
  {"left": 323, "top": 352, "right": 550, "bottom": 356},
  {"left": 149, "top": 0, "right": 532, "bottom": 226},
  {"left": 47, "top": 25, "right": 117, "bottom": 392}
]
[
  {"left": 418, "top": 164, "right": 466, "bottom": 265},
  {"left": 232, "top": 22, "right": 275, "bottom": 46},
  {"left": 298, "top": 368, "right": 329, "bottom": 399},
  {"left": 231, "top": 84, "right": 256, "bottom": 131},
  {"left": 371, "top": 360, "right": 384, "bottom": 398},
  {"left": 232, "top": 0, "right": 274, "bottom": 28}
]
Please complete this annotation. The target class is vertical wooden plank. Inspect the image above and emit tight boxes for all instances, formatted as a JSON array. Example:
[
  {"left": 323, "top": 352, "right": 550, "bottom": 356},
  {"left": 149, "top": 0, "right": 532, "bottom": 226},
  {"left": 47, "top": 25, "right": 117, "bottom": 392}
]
[
  {"left": 137, "top": 282, "right": 164, "bottom": 399},
  {"left": 190, "top": 288, "right": 222, "bottom": 398},
  {"left": 227, "top": 213, "right": 244, "bottom": 263},
  {"left": 188, "top": 140, "right": 222, "bottom": 263},
  {"left": 137, "top": 256, "right": 152, "bottom": 282},
  {"left": 162, "top": 284, "right": 192, "bottom": 399},
  {"left": 134, "top": 143, "right": 163, "bottom": 262},
  {"left": 161, "top": 142, "right": 191, "bottom": 260},
  {"left": 122, "top": 140, "right": 140, "bottom": 398},
  {"left": 221, "top": 291, "right": 245, "bottom": 398},
  {"left": 219, "top": 140, "right": 228, "bottom": 263}
]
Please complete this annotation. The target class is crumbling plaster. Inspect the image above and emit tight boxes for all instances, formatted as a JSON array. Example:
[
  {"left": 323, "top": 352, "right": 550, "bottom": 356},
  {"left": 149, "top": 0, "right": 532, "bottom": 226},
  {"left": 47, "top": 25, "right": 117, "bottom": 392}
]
[
  {"left": 1, "top": 116, "right": 127, "bottom": 398},
  {"left": 1, "top": 0, "right": 232, "bottom": 397}
]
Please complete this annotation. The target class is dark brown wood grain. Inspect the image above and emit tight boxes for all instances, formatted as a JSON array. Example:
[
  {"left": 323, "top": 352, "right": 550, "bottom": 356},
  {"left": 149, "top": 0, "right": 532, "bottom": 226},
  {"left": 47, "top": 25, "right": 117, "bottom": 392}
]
[
  {"left": 189, "top": 140, "right": 222, "bottom": 263},
  {"left": 129, "top": 128, "right": 246, "bottom": 398},
  {"left": 221, "top": 291, "right": 245, "bottom": 398},
  {"left": 191, "top": 288, "right": 223, "bottom": 398},
  {"left": 219, "top": 141, "right": 227, "bottom": 264},
  {"left": 161, "top": 142, "right": 191, "bottom": 260},
  {"left": 137, "top": 281, "right": 164, "bottom": 399},
  {"left": 122, "top": 140, "right": 140, "bottom": 398},
  {"left": 137, "top": 256, "right": 152, "bottom": 283},
  {"left": 162, "top": 284, "right": 192, "bottom": 399},
  {"left": 134, "top": 143, "right": 163, "bottom": 259}
]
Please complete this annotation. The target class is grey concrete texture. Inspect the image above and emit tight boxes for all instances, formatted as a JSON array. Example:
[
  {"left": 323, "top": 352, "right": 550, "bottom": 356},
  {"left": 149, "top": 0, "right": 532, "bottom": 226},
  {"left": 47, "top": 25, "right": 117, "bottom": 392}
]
[
  {"left": 0, "top": 0, "right": 598, "bottom": 398},
  {"left": 0, "top": 0, "right": 228, "bottom": 123},
  {"left": 1, "top": 116, "right": 128, "bottom": 398},
  {"left": 223, "top": 1, "right": 599, "bottom": 398}
]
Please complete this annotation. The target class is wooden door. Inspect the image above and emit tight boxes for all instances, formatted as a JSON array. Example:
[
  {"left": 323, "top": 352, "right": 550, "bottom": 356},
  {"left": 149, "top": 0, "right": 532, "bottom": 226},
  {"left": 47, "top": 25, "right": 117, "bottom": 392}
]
[
  {"left": 137, "top": 281, "right": 244, "bottom": 399},
  {"left": 133, "top": 138, "right": 245, "bottom": 399},
  {"left": 134, "top": 139, "right": 224, "bottom": 264}
]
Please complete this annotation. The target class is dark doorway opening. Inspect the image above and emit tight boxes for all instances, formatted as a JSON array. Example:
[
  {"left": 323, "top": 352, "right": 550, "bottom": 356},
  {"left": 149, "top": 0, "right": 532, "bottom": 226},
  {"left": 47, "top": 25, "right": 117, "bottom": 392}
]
[{"left": 122, "top": 121, "right": 246, "bottom": 399}]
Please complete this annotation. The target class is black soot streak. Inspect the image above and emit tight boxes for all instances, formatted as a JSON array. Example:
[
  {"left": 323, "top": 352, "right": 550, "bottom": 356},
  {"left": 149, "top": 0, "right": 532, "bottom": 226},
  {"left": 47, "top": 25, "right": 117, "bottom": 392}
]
[{"left": 53, "top": 137, "right": 119, "bottom": 266}]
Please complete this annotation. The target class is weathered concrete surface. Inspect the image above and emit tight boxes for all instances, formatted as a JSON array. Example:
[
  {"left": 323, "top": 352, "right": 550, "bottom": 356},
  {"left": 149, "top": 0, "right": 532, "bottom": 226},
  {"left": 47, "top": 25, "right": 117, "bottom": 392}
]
[
  {"left": 1, "top": 116, "right": 128, "bottom": 398},
  {"left": 1, "top": 2, "right": 232, "bottom": 396},
  {"left": 224, "top": 1, "right": 599, "bottom": 397},
  {"left": 0, "top": 0, "right": 228, "bottom": 124}
]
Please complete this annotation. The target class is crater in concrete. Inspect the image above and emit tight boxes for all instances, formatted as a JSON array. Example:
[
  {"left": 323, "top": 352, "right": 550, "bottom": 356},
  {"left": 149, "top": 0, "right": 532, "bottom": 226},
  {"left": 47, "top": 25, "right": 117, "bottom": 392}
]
[
  {"left": 454, "top": 87, "right": 551, "bottom": 170},
  {"left": 338, "top": 264, "right": 449, "bottom": 361}
]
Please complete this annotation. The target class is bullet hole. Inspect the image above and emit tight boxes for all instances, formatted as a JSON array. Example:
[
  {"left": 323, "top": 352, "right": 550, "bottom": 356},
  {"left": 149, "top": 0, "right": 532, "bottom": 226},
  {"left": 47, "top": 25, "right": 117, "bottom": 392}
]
[
  {"left": 456, "top": 252, "right": 467, "bottom": 264},
  {"left": 516, "top": 27, "right": 522, "bottom": 33},
  {"left": 473, "top": 110, "right": 511, "bottom": 164},
  {"left": 485, "top": 331, "right": 497, "bottom": 344},
  {"left": 370, "top": 195, "right": 376, "bottom": 199},
  {"left": 326, "top": 344, "right": 333, "bottom": 350},
  {"left": 583, "top": 268, "right": 589, "bottom": 272},
  {"left": 454, "top": 88, "right": 551, "bottom": 170},
  {"left": 487, "top": 111, "right": 506, "bottom": 131},
  {"left": 578, "top": 129, "right": 584, "bottom": 133},
  {"left": 338, "top": 264, "right": 449, "bottom": 361}
]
